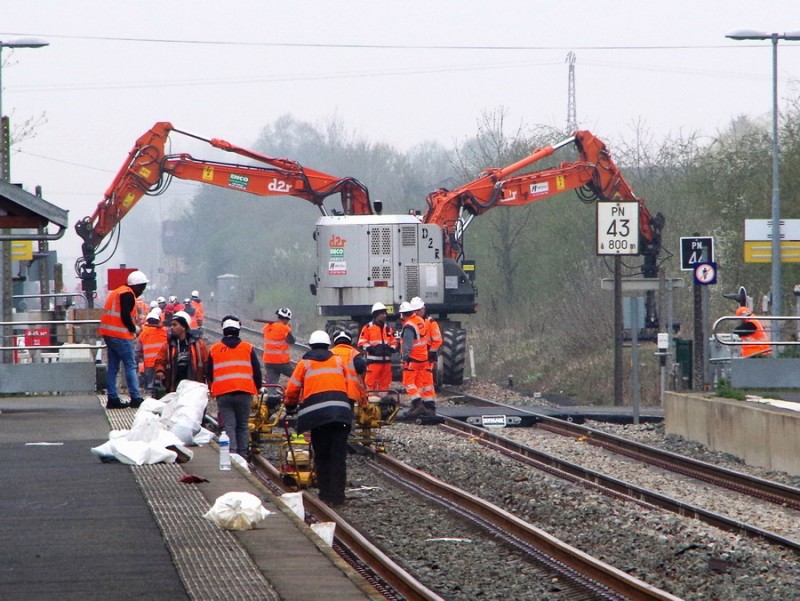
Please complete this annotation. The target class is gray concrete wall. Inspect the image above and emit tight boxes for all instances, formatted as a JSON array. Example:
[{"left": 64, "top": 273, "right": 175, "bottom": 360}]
[
  {"left": 0, "top": 362, "right": 96, "bottom": 394},
  {"left": 665, "top": 391, "right": 800, "bottom": 476}
]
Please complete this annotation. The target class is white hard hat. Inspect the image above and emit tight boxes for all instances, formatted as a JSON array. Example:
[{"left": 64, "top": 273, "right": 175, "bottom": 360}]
[
  {"left": 276, "top": 307, "right": 292, "bottom": 320},
  {"left": 371, "top": 302, "right": 387, "bottom": 314},
  {"left": 399, "top": 301, "right": 413, "bottom": 314},
  {"left": 308, "top": 330, "right": 331, "bottom": 346},
  {"left": 409, "top": 297, "right": 425, "bottom": 311},
  {"left": 151, "top": 306, "right": 162, "bottom": 315},
  {"left": 333, "top": 329, "right": 352, "bottom": 344},
  {"left": 221, "top": 314, "right": 241, "bottom": 331},
  {"left": 145, "top": 310, "right": 160, "bottom": 322},
  {"left": 156, "top": 296, "right": 166, "bottom": 304},
  {"left": 168, "top": 295, "right": 177, "bottom": 303},
  {"left": 127, "top": 270, "right": 149, "bottom": 286},
  {"left": 149, "top": 300, "right": 159, "bottom": 308},
  {"left": 171, "top": 311, "right": 192, "bottom": 328},
  {"left": 191, "top": 290, "right": 200, "bottom": 298}
]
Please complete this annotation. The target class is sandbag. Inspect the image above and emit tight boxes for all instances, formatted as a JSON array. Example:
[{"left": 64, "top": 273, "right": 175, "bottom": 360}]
[{"left": 203, "top": 492, "right": 271, "bottom": 530}]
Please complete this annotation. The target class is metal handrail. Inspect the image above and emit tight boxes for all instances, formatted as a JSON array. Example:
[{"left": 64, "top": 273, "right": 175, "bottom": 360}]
[
  {"left": 0, "top": 318, "right": 103, "bottom": 352},
  {"left": 712, "top": 315, "right": 800, "bottom": 346}
]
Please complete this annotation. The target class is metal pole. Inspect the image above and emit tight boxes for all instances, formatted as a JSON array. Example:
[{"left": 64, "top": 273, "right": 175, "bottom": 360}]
[
  {"left": 770, "top": 34, "right": 782, "bottom": 347},
  {"left": 630, "top": 296, "right": 640, "bottom": 425},
  {"left": 614, "top": 257, "right": 623, "bottom": 406}
]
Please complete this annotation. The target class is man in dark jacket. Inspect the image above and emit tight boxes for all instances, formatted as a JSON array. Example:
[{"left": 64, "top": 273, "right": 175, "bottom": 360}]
[
  {"left": 284, "top": 330, "right": 351, "bottom": 507},
  {"left": 154, "top": 311, "right": 209, "bottom": 393},
  {"left": 206, "top": 315, "right": 262, "bottom": 457}
]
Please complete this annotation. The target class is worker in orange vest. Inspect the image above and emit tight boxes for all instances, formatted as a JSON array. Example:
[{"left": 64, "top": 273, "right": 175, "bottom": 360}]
[
  {"left": 331, "top": 330, "right": 368, "bottom": 407},
  {"left": 357, "top": 302, "right": 397, "bottom": 394},
  {"left": 189, "top": 290, "right": 205, "bottom": 327},
  {"left": 99, "top": 270, "right": 149, "bottom": 409},
  {"left": 136, "top": 310, "right": 168, "bottom": 398},
  {"left": 411, "top": 296, "right": 442, "bottom": 373},
  {"left": 262, "top": 307, "right": 296, "bottom": 385},
  {"left": 284, "top": 330, "right": 352, "bottom": 507},
  {"left": 733, "top": 306, "right": 772, "bottom": 358},
  {"left": 207, "top": 315, "right": 262, "bottom": 458},
  {"left": 399, "top": 298, "right": 436, "bottom": 418}
]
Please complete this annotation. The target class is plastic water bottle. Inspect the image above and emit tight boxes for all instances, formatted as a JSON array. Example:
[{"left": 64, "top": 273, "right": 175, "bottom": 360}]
[{"left": 218, "top": 431, "right": 231, "bottom": 471}]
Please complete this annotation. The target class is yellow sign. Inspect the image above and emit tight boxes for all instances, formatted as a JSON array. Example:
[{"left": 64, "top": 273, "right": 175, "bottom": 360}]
[
  {"left": 11, "top": 241, "right": 33, "bottom": 261},
  {"left": 744, "top": 241, "right": 800, "bottom": 263}
]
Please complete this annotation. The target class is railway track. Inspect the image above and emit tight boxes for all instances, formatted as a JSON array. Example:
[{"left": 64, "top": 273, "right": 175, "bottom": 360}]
[{"left": 437, "top": 388, "right": 800, "bottom": 551}]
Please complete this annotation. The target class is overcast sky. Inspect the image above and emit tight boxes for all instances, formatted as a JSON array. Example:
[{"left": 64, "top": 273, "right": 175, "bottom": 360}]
[{"left": 1, "top": 1, "right": 799, "bottom": 279}]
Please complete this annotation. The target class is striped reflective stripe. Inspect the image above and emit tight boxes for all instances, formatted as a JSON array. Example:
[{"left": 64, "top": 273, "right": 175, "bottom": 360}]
[
  {"left": 215, "top": 359, "right": 252, "bottom": 369},
  {"left": 297, "top": 400, "right": 351, "bottom": 418},
  {"left": 214, "top": 372, "right": 253, "bottom": 382},
  {"left": 304, "top": 365, "right": 346, "bottom": 378}
]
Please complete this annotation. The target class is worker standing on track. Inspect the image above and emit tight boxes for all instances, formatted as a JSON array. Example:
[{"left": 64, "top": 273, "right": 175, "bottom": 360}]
[
  {"left": 207, "top": 315, "right": 262, "bottom": 459},
  {"left": 154, "top": 310, "right": 209, "bottom": 393},
  {"left": 357, "top": 302, "right": 397, "bottom": 395},
  {"left": 733, "top": 306, "right": 772, "bottom": 358},
  {"left": 262, "top": 307, "right": 296, "bottom": 385},
  {"left": 99, "top": 270, "right": 149, "bottom": 409},
  {"left": 411, "top": 296, "right": 442, "bottom": 377},
  {"left": 189, "top": 290, "right": 205, "bottom": 327},
  {"left": 284, "top": 330, "right": 352, "bottom": 508},
  {"left": 331, "top": 330, "right": 368, "bottom": 408},
  {"left": 136, "top": 310, "right": 168, "bottom": 398},
  {"left": 399, "top": 299, "right": 436, "bottom": 418}
]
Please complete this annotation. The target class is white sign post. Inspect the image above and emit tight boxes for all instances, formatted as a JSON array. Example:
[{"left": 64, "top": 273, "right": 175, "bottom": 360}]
[{"left": 597, "top": 201, "right": 640, "bottom": 256}]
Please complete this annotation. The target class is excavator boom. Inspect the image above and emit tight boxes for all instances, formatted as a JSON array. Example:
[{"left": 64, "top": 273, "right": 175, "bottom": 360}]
[{"left": 75, "top": 122, "right": 372, "bottom": 304}]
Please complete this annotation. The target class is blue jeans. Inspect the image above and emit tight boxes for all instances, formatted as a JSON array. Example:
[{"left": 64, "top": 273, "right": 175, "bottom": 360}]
[{"left": 104, "top": 335, "right": 141, "bottom": 399}]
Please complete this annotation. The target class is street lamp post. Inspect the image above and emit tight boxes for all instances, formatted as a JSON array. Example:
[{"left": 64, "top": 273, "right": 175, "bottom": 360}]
[
  {"left": 726, "top": 30, "right": 800, "bottom": 346},
  {"left": 0, "top": 37, "right": 49, "bottom": 364},
  {"left": 0, "top": 37, "right": 49, "bottom": 180}
]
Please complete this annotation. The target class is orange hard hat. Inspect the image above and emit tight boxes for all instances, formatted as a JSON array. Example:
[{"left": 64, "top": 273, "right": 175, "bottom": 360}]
[{"left": 735, "top": 306, "right": 752, "bottom": 317}]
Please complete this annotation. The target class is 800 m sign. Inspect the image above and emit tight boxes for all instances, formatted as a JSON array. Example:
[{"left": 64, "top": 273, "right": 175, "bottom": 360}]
[{"left": 596, "top": 201, "right": 640, "bottom": 256}]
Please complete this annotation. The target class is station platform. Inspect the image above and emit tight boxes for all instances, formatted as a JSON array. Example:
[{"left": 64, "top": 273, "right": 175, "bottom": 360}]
[
  {"left": 0, "top": 394, "right": 376, "bottom": 601},
  {"left": 439, "top": 404, "right": 664, "bottom": 426}
]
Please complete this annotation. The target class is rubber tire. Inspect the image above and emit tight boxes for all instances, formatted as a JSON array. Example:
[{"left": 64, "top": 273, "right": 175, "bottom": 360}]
[{"left": 440, "top": 327, "right": 467, "bottom": 385}]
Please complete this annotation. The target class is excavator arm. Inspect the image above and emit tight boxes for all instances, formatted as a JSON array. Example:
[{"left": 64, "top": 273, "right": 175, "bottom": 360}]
[
  {"left": 75, "top": 122, "right": 372, "bottom": 304},
  {"left": 423, "top": 130, "right": 664, "bottom": 273}
]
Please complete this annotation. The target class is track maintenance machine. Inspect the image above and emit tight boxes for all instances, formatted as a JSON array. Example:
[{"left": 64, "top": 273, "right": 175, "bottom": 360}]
[{"left": 77, "top": 123, "right": 665, "bottom": 401}]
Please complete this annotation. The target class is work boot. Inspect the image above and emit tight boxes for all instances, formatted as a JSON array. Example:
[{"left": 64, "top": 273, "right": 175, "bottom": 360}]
[
  {"left": 422, "top": 401, "right": 437, "bottom": 417},
  {"left": 105, "top": 396, "right": 128, "bottom": 409},
  {"left": 402, "top": 397, "right": 425, "bottom": 419},
  {"left": 129, "top": 397, "right": 144, "bottom": 409}
]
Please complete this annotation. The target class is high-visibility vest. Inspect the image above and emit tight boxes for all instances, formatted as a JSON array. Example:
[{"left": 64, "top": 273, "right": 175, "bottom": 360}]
[
  {"left": 134, "top": 297, "right": 148, "bottom": 327},
  {"left": 190, "top": 300, "right": 205, "bottom": 325},
  {"left": 99, "top": 286, "right": 136, "bottom": 339},
  {"left": 358, "top": 322, "right": 397, "bottom": 363},
  {"left": 262, "top": 322, "right": 292, "bottom": 364},
  {"left": 139, "top": 324, "right": 167, "bottom": 368},
  {"left": 332, "top": 344, "right": 367, "bottom": 404},
  {"left": 426, "top": 318, "right": 442, "bottom": 352},
  {"left": 402, "top": 314, "right": 428, "bottom": 362},
  {"left": 285, "top": 353, "right": 351, "bottom": 433},
  {"left": 209, "top": 341, "right": 257, "bottom": 396},
  {"left": 741, "top": 318, "right": 772, "bottom": 358}
]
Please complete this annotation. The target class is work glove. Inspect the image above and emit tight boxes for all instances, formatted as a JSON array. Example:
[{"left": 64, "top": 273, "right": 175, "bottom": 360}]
[
  {"left": 284, "top": 404, "right": 298, "bottom": 416},
  {"left": 428, "top": 350, "right": 438, "bottom": 362}
]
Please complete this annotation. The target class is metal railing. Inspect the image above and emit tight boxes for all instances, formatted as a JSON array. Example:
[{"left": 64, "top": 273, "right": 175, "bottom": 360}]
[
  {"left": 712, "top": 315, "right": 800, "bottom": 347},
  {"left": 0, "top": 318, "right": 101, "bottom": 352}
]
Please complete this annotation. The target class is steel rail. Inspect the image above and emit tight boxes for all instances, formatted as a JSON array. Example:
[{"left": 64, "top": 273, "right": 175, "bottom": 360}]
[
  {"left": 248, "top": 454, "right": 445, "bottom": 601},
  {"left": 368, "top": 450, "right": 683, "bottom": 601},
  {"left": 443, "top": 389, "right": 800, "bottom": 512},
  {"left": 436, "top": 417, "right": 800, "bottom": 552}
]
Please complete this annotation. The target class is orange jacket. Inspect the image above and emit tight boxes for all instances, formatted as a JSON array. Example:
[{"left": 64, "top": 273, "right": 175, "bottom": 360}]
[
  {"left": 284, "top": 349, "right": 351, "bottom": 433},
  {"left": 332, "top": 344, "right": 368, "bottom": 406},
  {"left": 739, "top": 318, "right": 772, "bottom": 358},
  {"left": 262, "top": 322, "right": 292, "bottom": 364},
  {"left": 209, "top": 340, "right": 258, "bottom": 396},
  {"left": 137, "top": 324, "right": 167, "bottom": 368},
  {"left": 426, "top": 318, "right": 442, "bottom": 352},
  {"left": 99, "top": 286, "right": 136, "bottom": 339},
  {"left": 401, "top": 314, "right": 428, "bottom": 363},
  {"left": 358, "top": 321, "right": 397, "bottom": 363},
  {"left": 190, "top": 300, "right": 205, "bottom": 325}
]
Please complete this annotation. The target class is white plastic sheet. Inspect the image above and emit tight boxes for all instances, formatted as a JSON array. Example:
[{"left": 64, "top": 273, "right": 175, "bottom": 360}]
[
  {"left": 280, "top": 491, "right": 305, "bottom": 521},
  {"left": 203, "top": 492, "right": 271, "bottom": 530}
]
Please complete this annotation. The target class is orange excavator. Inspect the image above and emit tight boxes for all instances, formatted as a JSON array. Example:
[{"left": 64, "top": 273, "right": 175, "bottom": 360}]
[
  {"left": 75, "top": 121, "right": 373, "bottom": 306},
  {"left": 79, "top": 124, "right": 664, "bottom": 383}
]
